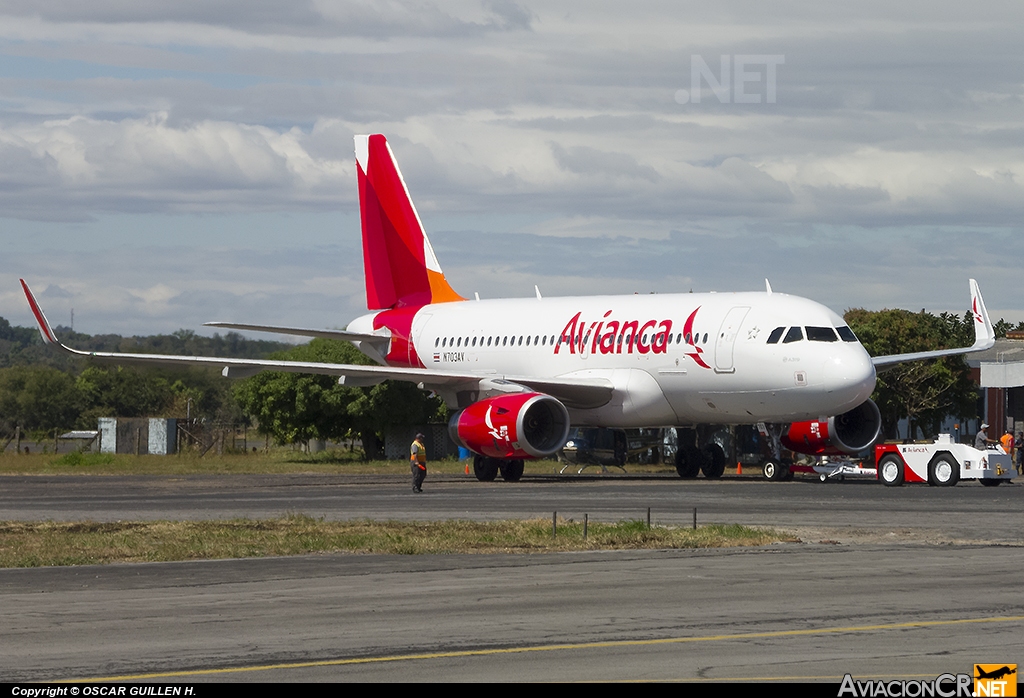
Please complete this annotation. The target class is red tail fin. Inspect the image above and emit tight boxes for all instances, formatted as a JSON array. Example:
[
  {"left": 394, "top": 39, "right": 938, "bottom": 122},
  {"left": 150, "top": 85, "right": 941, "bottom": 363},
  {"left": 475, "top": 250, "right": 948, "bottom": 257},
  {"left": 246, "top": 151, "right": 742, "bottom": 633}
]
[{"left": 355, "top": 135, "right": 464, "bottom": 310}]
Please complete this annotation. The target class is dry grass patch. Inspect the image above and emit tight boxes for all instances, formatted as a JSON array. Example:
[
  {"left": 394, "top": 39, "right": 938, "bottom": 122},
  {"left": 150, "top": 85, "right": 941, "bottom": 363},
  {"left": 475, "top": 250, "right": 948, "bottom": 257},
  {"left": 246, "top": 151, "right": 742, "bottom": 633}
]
[{"left": 0, "top": 516, "right": 795, "bottom": 567}]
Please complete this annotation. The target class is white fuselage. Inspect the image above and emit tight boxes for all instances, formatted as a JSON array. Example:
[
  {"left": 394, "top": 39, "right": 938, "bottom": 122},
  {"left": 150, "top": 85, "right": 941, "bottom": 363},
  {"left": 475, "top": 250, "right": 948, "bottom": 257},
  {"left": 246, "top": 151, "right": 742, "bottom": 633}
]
[{"left": 349, "top": 291, "right": 877, "bottom": 428}]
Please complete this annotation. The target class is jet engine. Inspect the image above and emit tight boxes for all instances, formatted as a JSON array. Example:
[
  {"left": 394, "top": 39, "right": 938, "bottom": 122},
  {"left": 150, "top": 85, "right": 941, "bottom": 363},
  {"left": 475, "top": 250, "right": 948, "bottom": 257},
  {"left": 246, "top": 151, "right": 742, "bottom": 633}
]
[
  {"left": 781, "top": 399, "right": 882, "bottom": 456},
  {"left": 448, "top": 392, "right": 571, "bottom": 459}
]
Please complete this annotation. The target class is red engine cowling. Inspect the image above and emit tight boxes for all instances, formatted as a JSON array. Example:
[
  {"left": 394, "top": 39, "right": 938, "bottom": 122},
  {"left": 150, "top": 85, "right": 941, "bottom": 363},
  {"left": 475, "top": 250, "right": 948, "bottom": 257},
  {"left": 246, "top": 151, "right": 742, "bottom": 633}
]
[
  {"left": 781, "top": 399, "right": 882, "bottom": 456},
  {"left": 448, "top": 393, "right": 571, "bottom": 459}
]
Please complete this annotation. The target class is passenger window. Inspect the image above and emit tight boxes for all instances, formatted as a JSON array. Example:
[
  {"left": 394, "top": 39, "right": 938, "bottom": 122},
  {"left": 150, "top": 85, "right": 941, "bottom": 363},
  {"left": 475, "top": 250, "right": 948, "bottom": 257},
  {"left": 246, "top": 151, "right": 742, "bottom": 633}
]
[
  {"left": 806, "top": 326, "right": 837, "bottom": 342},
  {"left": 837, "top": 326, "right": 858, "bottom": 342},
  {"left": 783, "top": 327, "right": 803, "bottom": 343},
  {"left": 766, "top": 327, "right": 785, "bottom": 344}
]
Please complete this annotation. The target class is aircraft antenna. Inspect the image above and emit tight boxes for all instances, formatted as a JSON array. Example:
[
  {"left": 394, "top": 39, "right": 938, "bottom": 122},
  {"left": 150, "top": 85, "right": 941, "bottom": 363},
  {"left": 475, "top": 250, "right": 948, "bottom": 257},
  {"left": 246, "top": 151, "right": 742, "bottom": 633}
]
[
  {"left": 765, "top": 279, "right": 773, "bottom": 294},
  {"left": 535, "top": 285, "right": 543, "bottom": 300}
]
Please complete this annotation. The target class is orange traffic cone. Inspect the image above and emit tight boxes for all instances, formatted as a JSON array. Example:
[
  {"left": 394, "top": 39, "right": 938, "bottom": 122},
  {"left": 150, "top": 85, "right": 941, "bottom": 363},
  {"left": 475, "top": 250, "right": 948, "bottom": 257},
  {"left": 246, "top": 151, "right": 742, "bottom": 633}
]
[
  {"left": 465, "top": 461, "right": 470, "bottom": 475},
  {"left": 737, "top": 461, "right": 742, "bottom": 475}
]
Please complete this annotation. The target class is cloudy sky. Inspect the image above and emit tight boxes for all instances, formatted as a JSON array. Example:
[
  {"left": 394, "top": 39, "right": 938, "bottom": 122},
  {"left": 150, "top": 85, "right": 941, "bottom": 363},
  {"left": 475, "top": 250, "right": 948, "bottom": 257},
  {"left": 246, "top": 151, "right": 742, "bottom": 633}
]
[{"left": 2, "top": 1, "right": 1023, "bottom": 338}]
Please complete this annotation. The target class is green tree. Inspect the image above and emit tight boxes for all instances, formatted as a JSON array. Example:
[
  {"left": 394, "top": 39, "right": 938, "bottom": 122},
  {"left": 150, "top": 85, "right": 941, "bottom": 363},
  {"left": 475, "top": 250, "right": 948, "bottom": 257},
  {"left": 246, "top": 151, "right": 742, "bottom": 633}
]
[
  {"left": 233, "top": 338, "right": 447, "bottom": 457},
  {"left": 234, "top": 339, "right": 368, "bottom": 447},
  {"left": 845, "top": 308, "right": 978, "bottom": 439},
  {"left": 0, "top": 365, "right": 82, "bottom": 434},
  {"left": 75, "top": 365, "right": 175, "bottom": 425}
]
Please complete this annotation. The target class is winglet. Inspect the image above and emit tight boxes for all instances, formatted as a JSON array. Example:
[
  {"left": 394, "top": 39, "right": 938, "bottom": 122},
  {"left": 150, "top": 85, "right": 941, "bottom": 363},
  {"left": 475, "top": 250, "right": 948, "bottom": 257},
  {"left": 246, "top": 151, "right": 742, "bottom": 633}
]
[
  {"left": 20, "top": 279, "right": 60, "bottom": 345},
  {"left": 969, "top": 278, "right": 995, "bottom": 351}
]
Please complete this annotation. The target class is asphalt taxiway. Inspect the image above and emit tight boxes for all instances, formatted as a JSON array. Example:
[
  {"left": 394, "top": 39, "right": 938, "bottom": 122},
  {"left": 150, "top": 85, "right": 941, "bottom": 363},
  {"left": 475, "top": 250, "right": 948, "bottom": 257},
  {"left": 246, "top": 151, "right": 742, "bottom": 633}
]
[{"left": 2, "top": 474, "right": 1022, "bottom": 682}]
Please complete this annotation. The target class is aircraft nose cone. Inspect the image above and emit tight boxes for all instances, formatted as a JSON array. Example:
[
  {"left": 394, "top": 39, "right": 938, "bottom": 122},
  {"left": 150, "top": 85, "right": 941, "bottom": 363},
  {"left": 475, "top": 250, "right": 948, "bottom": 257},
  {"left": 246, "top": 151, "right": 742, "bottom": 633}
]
[{"left": 823, "top": 346, "right": 876, "bottom": 408}]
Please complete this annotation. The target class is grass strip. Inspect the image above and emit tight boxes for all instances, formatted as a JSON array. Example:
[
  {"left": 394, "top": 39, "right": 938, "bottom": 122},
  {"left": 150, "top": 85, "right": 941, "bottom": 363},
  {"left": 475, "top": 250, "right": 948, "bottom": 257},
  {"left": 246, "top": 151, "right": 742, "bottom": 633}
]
[
  {"left": 1, "top": 451, "right": 648, "bottom": 476},
  {"left": 0, "top": 516, "right": 795, "bottom": 567}
]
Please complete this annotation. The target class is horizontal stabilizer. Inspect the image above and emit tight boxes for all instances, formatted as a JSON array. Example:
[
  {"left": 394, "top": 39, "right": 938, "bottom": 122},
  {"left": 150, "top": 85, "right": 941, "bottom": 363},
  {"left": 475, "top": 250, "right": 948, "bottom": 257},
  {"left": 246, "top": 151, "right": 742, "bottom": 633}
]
[{"left": 203, "top": 322, "right": 391, "bottom": 348}]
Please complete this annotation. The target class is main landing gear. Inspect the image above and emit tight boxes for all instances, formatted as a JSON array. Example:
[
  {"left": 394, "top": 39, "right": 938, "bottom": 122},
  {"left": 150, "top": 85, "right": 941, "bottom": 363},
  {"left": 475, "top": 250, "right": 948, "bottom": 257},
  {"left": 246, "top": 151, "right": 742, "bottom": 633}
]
[{"left": 473, "top": 455, "right": 524, "bottom": 482}]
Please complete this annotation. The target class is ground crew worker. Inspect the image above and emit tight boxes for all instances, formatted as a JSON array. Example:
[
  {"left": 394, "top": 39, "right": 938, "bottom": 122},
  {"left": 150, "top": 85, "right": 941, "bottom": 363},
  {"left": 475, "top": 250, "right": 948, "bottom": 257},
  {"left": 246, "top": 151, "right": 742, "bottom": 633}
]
[
  {"left": 410, "top": 432, "right": 427, "bottom": 493},
  {"left": 999, "top": 431, "right": 1014, "bottom": 455},
  {"left": 975, "top": 423, "right": 996, "bottom": 450}
]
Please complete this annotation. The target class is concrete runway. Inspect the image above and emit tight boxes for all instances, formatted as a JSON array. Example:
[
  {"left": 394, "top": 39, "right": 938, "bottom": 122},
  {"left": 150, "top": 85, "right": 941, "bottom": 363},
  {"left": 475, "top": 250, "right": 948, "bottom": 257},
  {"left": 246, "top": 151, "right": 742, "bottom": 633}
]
[{"left": 2, "top": 474, "right": 1023, "bottom": 682}]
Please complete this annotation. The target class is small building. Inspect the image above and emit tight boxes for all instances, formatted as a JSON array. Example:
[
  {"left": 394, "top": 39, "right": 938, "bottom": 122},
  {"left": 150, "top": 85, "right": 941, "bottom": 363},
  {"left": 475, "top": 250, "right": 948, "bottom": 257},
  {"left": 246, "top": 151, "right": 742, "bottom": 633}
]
[
  {"left": 98, "top": 418, "right": 177, "bottom": 455},
  {"left": 966, "top": 331, "right": 1024, "bottom": 438}
]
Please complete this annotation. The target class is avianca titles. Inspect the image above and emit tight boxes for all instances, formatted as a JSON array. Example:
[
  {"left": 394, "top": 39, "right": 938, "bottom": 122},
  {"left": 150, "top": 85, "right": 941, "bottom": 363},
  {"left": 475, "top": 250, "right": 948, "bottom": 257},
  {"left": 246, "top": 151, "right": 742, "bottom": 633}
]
[{"left": 20, "top": 134, "right": 996, "bottom": 481}]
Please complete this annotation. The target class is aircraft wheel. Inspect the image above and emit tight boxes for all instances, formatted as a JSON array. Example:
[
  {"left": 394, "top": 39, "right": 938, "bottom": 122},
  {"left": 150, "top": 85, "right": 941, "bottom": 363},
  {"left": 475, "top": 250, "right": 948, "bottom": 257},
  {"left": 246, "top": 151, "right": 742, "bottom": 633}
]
[
  {"left": 878, "top": 454, "right": 905, "bottom": 487},
  {"left": 980, "top": 478, "right": 1001, "bottom": 487},
  {"left": 762, "top": 459, "right": 787, "bottom": 481},
  {"left": 675, "top": 448, "right": 701, "bottom": 478},
  {"left": 473, "top": 455, "right": 499, "bottom": 482},
  {"left": 500, "top": 459, "right": 525, "bottom": 482},
  {"left": 928, "top": 453, "right": 959, "bottom": 487},
  {"left": 700, "top": 443, "right": 726, "bottom": 479}
]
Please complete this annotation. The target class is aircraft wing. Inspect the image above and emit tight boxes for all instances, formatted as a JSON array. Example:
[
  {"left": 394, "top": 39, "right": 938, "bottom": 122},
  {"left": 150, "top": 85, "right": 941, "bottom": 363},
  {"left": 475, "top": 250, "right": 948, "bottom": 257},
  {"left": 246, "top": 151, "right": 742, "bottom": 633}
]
[
  {"left": 871, "top": 279, "right": 995, "bottom": 368},
  {"left": 20, "top": 280, "right": 614, "bottom": 408}
]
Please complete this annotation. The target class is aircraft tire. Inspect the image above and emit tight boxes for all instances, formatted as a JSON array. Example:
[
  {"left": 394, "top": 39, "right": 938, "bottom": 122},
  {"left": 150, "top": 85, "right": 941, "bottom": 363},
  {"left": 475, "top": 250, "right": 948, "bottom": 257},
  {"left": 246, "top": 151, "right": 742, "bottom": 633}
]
[
  {"left": 675, "top": 448, "right": 701, "bottom": 478},
  {"left": 700, "top": 443, "right": 726, "bottom": 479},
  {"left": 980, "top": 478, "right": 1001, "bottom": 487},
  {"left": 473, "top": 455, "right": 499, "bottom": 482},
  {"left": 878, "top": 454, "right": 905, "bottom": 487},
  {"left": 928, "top": 453, "right": 959, "bottom": 487},
  {"left": 762, "top": 459, "right": 786, "bottom": 481},
  {"left": 500, "top": 459, "right": 525, "bottom": 482}
]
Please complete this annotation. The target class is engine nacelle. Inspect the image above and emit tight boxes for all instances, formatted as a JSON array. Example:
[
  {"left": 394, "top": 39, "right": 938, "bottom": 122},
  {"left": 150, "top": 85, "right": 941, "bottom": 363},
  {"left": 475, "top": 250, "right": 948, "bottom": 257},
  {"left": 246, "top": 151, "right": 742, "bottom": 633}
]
[
  {"left": 781, "top": 399, "right": 882, "bottom": 456},
  {"left": 448, "top": 393, "right": 571, "bottom": 459}
]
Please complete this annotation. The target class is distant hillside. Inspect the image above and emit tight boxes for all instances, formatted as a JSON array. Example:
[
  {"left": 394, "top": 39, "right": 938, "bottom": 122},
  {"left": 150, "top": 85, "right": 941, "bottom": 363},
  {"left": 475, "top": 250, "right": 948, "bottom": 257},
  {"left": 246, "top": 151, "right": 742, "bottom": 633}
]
[{"left": 0, "top": 316, "right": 296, "bottom": 371}]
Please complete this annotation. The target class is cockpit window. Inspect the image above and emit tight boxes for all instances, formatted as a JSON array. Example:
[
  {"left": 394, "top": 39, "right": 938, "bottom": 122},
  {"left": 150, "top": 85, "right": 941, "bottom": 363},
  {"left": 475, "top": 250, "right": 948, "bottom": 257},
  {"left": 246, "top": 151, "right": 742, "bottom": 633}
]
[
  {"left": 836, "top": 326, "right": 858, "bottom": 342},
  {"left": 782, "top": 326, "right": 803, "bottom": 343},
  {"left": 766, "top": 327, "right": 785, "bottom": 344},
  {"left": 806, "top": 326, "right": 838, "bottom": 342}
]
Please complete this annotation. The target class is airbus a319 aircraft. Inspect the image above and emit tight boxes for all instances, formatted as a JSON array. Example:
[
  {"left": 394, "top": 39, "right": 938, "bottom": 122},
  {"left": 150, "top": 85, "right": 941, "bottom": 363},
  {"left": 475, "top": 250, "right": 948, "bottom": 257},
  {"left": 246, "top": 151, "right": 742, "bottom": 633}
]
[{"left": 21, "top": 135, "right": 996, "bottom": 482}]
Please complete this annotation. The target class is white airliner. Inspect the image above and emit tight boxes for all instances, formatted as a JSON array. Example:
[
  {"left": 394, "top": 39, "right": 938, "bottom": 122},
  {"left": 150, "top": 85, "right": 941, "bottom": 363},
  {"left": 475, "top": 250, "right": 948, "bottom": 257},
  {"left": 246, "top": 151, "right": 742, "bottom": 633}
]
[{"left": 20, "top": 134, "right": 996, "bottom": 482}]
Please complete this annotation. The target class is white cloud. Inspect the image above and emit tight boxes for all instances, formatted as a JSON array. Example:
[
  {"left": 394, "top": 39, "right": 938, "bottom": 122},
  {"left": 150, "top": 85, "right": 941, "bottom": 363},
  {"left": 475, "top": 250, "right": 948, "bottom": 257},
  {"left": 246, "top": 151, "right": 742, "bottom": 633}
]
[
  {"left": 0, "top": 114, "right": 352, "bottom": 218},
  {"left": 2, "top": 0, "right": 1024, "bottom": 328}
]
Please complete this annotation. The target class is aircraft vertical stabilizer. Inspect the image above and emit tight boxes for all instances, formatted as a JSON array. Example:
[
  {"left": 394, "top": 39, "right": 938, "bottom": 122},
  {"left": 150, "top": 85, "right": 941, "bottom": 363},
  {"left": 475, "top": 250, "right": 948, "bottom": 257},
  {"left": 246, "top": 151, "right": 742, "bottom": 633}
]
[{"left": 355, "top": 134, "right": 464, "bottom": 310}]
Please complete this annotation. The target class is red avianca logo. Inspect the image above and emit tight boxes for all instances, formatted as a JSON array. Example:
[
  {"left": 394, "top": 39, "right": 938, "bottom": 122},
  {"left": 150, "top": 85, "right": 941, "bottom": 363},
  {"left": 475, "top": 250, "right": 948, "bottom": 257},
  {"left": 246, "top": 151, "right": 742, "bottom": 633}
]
[
  {"left": 554, "top": 307, "right": 711, "bottom": 368},
  {"left": 554, "top": 310, "right": 673, "bottom": 356}
]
